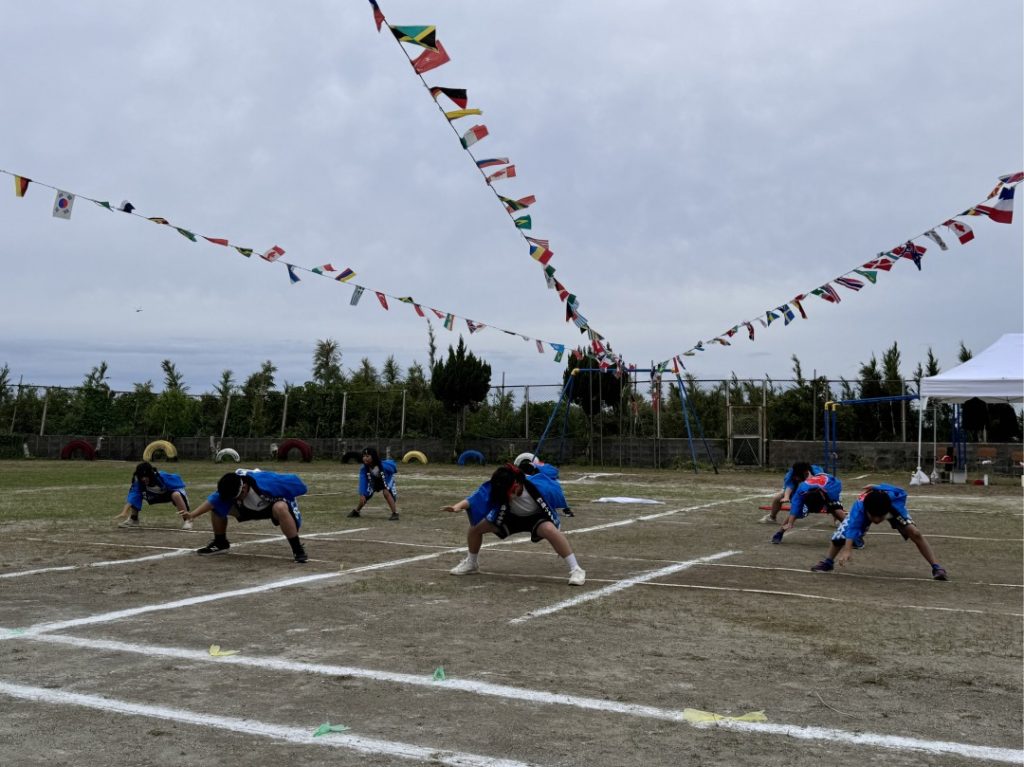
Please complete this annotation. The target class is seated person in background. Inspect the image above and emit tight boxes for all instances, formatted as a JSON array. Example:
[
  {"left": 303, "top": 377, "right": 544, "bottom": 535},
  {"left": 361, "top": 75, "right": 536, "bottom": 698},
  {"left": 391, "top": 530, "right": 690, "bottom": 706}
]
[
  {"left": 771, "top": 471, "right": 845, "bottom": 544},
  {"left": 811, "top": 484, "right": 948, "bottom": 580}
]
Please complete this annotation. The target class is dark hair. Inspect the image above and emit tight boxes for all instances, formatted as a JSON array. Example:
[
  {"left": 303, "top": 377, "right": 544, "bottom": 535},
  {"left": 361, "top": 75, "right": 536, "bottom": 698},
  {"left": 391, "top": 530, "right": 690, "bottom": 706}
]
[
  {"left": 862, "top": 489, "right": 893, "bottom": 519},
  {"left": 217, "top": 472, "right": 243, "bottom": 500},
  {"left": 134, "top": 462, "right": 157, "bottom": 483},
  {"left": 791, "top": 462, "right": 813, "bottom": 480},
  {"left": 488, "top": 465, "right": 523, "bottom": 508},
  {"left": 802, "top": 488, "right": 827, "bottom": 514},
  {"left": 517, "top": 458, "right": 539, "bottom": 475},
  {"left": 362, "top": 447, "right": 380, "bottom": 467}
]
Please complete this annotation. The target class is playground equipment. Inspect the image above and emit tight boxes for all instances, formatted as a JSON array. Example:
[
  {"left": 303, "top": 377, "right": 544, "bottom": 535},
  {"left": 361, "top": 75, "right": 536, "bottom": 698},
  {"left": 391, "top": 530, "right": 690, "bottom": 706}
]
[
  {"left": 142, "top": 440, "right": 177, "bottom": 461},
  {"left": 276, "top": 438, "right": 312, "bottom": 462},
  {"left": 215, "top": 448, "right": 240, "bottom": 463},
  {"left": 821, "top": 395, "right": 919, "bottom": 477},
  {"left": 60, "top": 439, "right": 96, "bottom": 460},
  {"left": 402, "top": 450, "right": 428, "bottom": 464},
  {"left": 457, "top": 449, "right": 485, "bottom": 465}
]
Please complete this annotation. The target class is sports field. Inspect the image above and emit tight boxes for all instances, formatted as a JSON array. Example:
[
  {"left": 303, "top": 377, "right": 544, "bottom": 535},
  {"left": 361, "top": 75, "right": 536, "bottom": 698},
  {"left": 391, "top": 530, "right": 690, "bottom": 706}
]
[{"left": 0, "top": 459, "right": 1021, "bottom": 767}]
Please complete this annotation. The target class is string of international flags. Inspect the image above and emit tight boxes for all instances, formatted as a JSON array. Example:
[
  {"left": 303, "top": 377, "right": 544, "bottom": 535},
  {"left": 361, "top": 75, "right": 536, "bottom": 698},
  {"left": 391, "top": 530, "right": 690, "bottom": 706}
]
[
  {"left": 367, "top": 0, "right": 626, "bottom": 372},
  {"left": 0, "top": 167, "right": 579, "bottom": 362},
  {"left": 366, "top": 1, "right": 1021, "bottom": 377},
  {"left": 652, "top": 172, "right": 1020, "bottom": 374}
]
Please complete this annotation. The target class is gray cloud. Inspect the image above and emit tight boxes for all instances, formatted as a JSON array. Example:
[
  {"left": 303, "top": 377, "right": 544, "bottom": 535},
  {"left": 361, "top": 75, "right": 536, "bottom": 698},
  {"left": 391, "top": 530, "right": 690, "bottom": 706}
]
[{"left": 1, "top": 0, "right": 1020, "bottom": 392}]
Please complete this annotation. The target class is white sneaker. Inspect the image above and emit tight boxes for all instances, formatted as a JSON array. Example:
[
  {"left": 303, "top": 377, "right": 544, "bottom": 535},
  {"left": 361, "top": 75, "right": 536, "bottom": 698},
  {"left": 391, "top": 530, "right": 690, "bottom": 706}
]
[
  {"left": 758, "top": 514, "right": 776, "bottom": 524},
  {"left": 117, "top": 518, "right": 140, "bottom": 529},
  {"left": 449, "top": 557, "right": 479, "bottom": 576},
  {"left": 181, "top": 519, "right": 193, "bottom": 530},
  {"left": 568, "top": 566, "right": 586, "bottom": 586}
]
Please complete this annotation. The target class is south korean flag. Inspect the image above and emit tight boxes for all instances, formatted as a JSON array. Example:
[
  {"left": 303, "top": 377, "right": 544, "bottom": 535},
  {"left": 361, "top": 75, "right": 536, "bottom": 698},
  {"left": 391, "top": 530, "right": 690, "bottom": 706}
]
[{"left": 52, "top": 190, "right": 75, "bottom": 220}]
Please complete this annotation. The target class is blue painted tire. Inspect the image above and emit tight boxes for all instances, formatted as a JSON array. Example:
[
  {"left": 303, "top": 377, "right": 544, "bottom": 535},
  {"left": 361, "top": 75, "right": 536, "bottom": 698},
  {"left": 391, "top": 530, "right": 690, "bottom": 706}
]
[{"left": 457, "top": 449, "right": 486, "bottom": 466}]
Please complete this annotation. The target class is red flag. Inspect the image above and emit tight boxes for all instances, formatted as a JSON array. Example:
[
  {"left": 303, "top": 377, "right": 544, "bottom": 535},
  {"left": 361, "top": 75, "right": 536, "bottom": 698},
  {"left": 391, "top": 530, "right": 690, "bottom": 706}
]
[
  {"left": 413, "top": 303, "right": 425, "bottom": 317},
  {"left": 431, "top": 308, "right": 445, "bottom": 319},
  {"left": 202, "top": 236, "right": 230, "bottom": 246},
  {"left": 412, "top": 40, "right": 450, "bottom": 74},
  {"left": 368, "top": 0, "right": 385, "bottom": 31},
  {"left": 375, "top": 292, "right": 389, "bottom": 310},
  {"left": 485, "top": 165, "right": 516, "bottom": 183}
]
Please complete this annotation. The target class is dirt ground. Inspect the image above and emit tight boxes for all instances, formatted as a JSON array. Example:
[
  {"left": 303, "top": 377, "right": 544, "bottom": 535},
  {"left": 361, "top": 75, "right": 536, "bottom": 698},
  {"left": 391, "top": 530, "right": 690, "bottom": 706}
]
[{"left": 0, "top": 460, "right": 1021, "bottom": 766}]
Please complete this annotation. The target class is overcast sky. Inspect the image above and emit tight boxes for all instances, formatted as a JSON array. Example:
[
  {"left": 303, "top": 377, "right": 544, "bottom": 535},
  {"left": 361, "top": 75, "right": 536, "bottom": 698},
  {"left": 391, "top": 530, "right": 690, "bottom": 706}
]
[{"left": 2, "top": 0, "right": 1021, "bottom": 395}]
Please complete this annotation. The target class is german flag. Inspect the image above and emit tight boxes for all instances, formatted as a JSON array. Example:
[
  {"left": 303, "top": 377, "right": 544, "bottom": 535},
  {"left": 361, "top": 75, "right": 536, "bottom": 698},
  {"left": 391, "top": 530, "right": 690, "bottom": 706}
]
[
  {"left": 13, "top": 175, "right": 31, "bottom": 197},
  {"left": 429, "top": 87, "right": 468, "bottom": 109}
]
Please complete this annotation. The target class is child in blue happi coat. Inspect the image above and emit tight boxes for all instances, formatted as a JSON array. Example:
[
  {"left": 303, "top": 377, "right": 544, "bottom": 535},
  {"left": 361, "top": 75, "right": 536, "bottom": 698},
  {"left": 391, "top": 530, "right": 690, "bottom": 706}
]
[
  {"left": 811, "top": 484, "right": 948, "bottom": 580},
  {"left": 186, "top": 469, "right": 309, "bottom": 563},
  {"left": 760, "top": 461, "right": 824, "bottom": 524},
  {"left": 442, "top": 459, "right": 585, "bottom": 586},
  {"left": 348, "top": 447, "right": 399, "bottom": 521},
  {"left": 115, "top": 461, "right": 192, "bottom": 530},
  {"left": 772, "top": 471, "right": 846, "bottom": 544}
]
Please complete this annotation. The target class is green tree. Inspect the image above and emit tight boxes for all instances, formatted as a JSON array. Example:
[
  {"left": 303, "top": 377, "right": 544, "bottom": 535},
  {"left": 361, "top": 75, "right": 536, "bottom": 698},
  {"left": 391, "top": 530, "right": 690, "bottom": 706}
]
[
  {"left": 161, "top": 360, "right": 187, "bottom": 391},
  {"left": 431, "top": 337, "right": 491, "bottom": 444}
]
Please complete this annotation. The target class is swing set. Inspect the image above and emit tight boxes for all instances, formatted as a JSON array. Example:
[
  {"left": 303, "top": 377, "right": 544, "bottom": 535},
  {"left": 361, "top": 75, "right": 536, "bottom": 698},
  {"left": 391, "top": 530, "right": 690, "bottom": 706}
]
[{"left": 531, "top": 367, "right": 719, "bottom": 473}]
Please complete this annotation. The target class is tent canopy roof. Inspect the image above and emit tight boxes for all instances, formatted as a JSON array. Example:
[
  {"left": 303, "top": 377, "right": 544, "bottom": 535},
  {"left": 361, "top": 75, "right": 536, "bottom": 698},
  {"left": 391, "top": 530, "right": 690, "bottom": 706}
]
[{"left": 919, "top": 333, "right": 1024, "bottom": 404}]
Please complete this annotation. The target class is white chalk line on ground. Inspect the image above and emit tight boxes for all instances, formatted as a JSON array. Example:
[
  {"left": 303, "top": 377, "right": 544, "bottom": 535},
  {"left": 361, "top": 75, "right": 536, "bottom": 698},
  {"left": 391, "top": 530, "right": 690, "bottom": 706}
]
[
  {"left": 708, "top": 562, "right": 1023, "bottom": 590},
  {"left": 0, "top": 680, "right": 541, "bottom": 767},
  {"left": 1, "top": 528, "right": 370, "bottom": 579},
  {"left": 3, "top": 633, "right": 1021, "bottom": 765},
  {"left": 509, "top": 550, "right": 740, "bottom": 624},
  {"left": 416, "top": 567, "right": 1022, "bottom": 618}
]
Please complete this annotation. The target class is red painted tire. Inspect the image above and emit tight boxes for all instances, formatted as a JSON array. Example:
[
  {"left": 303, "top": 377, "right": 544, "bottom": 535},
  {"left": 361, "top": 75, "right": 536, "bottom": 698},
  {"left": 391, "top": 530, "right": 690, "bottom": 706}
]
[
  {"left": 60, "top": 439, "right": 96, "bottom": 460},
  {"left": 277, "top": 438, "right": 312, "bottom": 462}
]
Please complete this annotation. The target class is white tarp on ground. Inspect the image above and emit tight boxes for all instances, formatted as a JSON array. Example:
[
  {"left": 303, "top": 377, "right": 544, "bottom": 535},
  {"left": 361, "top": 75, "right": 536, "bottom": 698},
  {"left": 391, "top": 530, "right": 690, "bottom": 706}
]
[{"left": 919, "top": 333, "right": 1024, "bottom": 404}]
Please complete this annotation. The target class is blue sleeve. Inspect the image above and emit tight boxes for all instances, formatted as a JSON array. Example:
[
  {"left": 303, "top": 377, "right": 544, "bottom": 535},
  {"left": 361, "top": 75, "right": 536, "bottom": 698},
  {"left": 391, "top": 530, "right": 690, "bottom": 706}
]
[
  {"left": 206, "top": 490, "right": 232, "bottom": 518},
  {"left": 358, "top": 466, "right": 369, "bottom": 496},
  {"left": 790, "top": 486, "right": 805, "bottom": 517},
  {"left": 382, "top": 459, "right": 398, "bottom": 476},
  {"left": 466, "top": 482, "right": 491, "bottom": 526},
  {"left": 825, "top": 475, "right": 842, "bottom": 502},
  {"left": 125, "top": 480, "right": 143, "bottom": 509},
  {"left": 782, "top": 469, "right": 795, "bottom": 490},
  {"left": 535, "top": 463, "right": 560, "bottom": 480},
  {"left": 530, "top": 474, "right": 567, "bottom": 510}
]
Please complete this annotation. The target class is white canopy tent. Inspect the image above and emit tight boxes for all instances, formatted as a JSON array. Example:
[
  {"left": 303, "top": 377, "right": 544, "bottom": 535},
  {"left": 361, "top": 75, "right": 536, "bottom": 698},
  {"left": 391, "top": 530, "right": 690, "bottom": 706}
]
[{"left": 914, "top": 333, "right": 1024, "bottom": 479}]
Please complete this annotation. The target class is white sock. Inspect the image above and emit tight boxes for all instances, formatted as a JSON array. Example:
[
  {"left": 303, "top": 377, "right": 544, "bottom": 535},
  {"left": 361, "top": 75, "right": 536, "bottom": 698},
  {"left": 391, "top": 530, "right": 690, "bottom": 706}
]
[
  {"left": 466, "top": 552, "right": 479, "bottom": 566},
  {"left": 564, "top": 554, "right": 579, "bottom": 571}
]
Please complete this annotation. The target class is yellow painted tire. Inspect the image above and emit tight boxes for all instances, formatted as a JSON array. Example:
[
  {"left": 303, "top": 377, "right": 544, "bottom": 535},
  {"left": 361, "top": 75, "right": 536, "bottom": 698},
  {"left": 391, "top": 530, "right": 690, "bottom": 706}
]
[
  {"left": 143, "top": 440, "right": 177, "bottom": 461},
  {"left": 215, "top": 448, "right": 241, "bottom": 463},
  {"left": 402, "top": 450, "right": 428, "bottom": 464}
]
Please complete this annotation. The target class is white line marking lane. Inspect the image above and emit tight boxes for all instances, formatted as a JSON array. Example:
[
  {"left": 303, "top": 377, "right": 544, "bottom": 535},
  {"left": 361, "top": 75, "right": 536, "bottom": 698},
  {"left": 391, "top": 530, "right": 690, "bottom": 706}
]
[
  {"left": 0, "top": 528, "right": 370, "bottom": 579},
  {"left": 0, "top": 680, "right": 543, "bottom": 767},
  {"left": 509, "top": 550, "right": 740, "bottom": 624},
  {"left": 3, "top": 634, "right": 1021, "bottom": 765}
]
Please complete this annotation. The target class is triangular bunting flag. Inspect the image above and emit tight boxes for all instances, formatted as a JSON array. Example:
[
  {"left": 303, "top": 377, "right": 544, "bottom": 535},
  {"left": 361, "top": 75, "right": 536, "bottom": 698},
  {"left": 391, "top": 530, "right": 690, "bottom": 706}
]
[
  {"left": 287, "top": 265, "right": 301, "bottom": 284},
  {"left": 175, "top": 227, "right": 197, "bottom": 242},
  {"left": 368, "top": 0, "right": 385, "bottom": 31},
  {"left": 350, "top": 286, "right": 364, "bottom": 305},
  {"left": 234, "top": 247, "right": 253, "bottom": 258},
  {"left": 13, "top": 175, "right": 31, "bottom": 197},
  {"left": 203, "top": 236, "right": 229, "bottom": 246},
  {"left": 375, "top": 291, "right": 389, "bottom": 310},
  {"left": 430, "top": 86, "right": 468, "bottom": 109}
]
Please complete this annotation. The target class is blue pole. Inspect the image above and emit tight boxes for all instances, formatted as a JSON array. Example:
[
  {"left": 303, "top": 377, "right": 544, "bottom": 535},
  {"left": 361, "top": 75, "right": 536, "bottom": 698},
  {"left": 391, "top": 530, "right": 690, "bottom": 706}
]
[{"left": 534, "top": 373, "right": 575, "bottom": 459}]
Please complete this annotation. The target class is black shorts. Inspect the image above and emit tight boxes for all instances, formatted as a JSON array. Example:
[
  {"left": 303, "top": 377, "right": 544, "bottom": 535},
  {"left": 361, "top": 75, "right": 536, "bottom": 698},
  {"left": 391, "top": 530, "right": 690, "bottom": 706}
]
[
  {"left": 490, "top": 510, "right": 555, "bottom": 542},
  {"left": 888, "top": 511, "right": 915, "bottom": 540},
  {"left": 144, "top": 490, "right": 190, "bottom": 511},
  {"left": 234, "top": 500, "right": 299, "bottom": 527}
]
